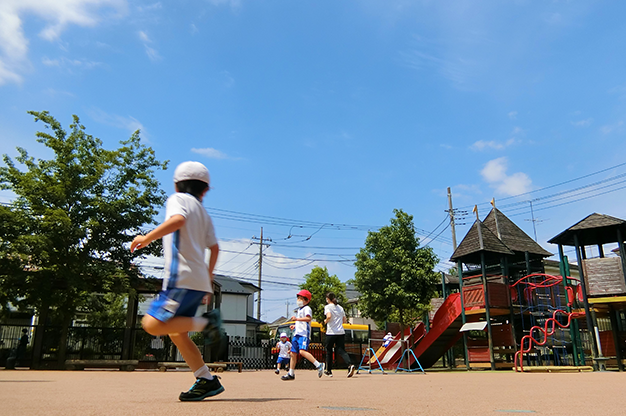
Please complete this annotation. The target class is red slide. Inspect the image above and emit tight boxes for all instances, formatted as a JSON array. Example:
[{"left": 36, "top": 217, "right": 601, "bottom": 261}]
[
  {"left": 371, "top": 322, "right": 425, "bottom": 370},
  {"left": 407, "top": 292, "right": 464, "bottom": 369}
]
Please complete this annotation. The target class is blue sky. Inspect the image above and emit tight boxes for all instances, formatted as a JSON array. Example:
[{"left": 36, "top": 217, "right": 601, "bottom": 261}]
[{"left": 2, "top": 0, "right": 626, "bottom": 322}]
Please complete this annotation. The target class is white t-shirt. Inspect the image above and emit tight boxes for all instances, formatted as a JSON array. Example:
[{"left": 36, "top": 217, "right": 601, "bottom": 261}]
[
  {"left": 324, "top": 303, "right": 345, "bottom": 335},
  {"left": 162, "top": 193, "right": 218, "bottom": 293},
  {"left": 278, "top": 340, "right": 292, "bottom": 358},
  {"left": 294, "top": 305, "right": 312, "bottom": 337}
]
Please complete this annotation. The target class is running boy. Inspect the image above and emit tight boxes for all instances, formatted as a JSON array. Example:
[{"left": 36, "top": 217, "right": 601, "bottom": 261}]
[
  {"left": 281, "top": 289, "right": 324, "bottom": 381},
  {"left": 130, "top": 161, "right": 223, "bottom": 401},
  {"left": 275, "top": 332, "right": 291, "bottom": 374}
]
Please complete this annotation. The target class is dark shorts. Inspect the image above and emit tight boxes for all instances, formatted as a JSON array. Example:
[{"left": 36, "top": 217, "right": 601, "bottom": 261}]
[{"left": 147, "top": 288, "right": 206, "bottom": 322}]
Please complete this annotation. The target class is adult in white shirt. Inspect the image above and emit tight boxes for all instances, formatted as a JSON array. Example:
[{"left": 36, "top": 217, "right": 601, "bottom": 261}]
[{"left": 323, "top": 292, "right": 355, "bottom": 378}]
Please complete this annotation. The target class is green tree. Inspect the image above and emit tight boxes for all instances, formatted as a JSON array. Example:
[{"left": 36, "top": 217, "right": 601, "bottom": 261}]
[
  {"left": 354, "top": 209, "right": 440, "bottom": 336},
  {"left": 83, "top": 293, "right": 132, "bottom": 328},
  {"left": 0, "top": 111, "right": 167, "bottom": 364},
  {"left": 299, "top": 266, "right": 347, "bottom": 323}
]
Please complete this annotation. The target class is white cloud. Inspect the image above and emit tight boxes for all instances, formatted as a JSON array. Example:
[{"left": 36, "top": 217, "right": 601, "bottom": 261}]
[
  {"left": 144, "top": 45, "right": 161, "bottom": 61},
  {"left": 138, "top": 30, "right": 151, "bottom": 43},
  {"left": 481, "top": 157, "right": 532, "bottom": 196},
  {"left": 445, "top": 183, "right": 483, "bottom": 201},
  {"left": 401, "top": 49, "right": 475, "bottom": 87},
  {"left": 471, "top": 138, "right": 515, "bottom": 151},
  {"left": 88, "top": 107, "right": 149, "bottom": 139},
  {"left": 137, "top": 2, "right": 161, "bottom": 12},
  {"left": 0, "top": 0, "right": 127, "bottom": 85},
  {"left": 42, "top": 56, "right": 102, "bottom": 70},
  {"left": 511, "top": 126, "right": 523, "bottom": 135},
  {"left": 206, "top": 0, "right": 241, "bottom": 9},
  {"left": 191, "top": 147, "right": 229, "bottom": 159},
  {"left": 190, "top": 24, "right": 199, "bottom": 34},
  {"left": 138, "top": 30, "right": 161, "bottom": 61},
  {"left": 572, "top": 118, "right": 593, "bottom": 127},
  {"left": 43, "top": 88, "right": 75, "bottom": 97},
  {"left": 508, "top": 111, "right": 518, "bottom": 120},
  {"left": 600, "top": 121, "right": 624, "bottom": 135}
]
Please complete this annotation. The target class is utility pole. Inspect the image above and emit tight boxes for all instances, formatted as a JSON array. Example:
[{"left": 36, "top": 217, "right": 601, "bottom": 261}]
[
  {"left": 286, "top": 302, "right": 290, "bottom": 319},
  {"left": 251, "top": 227, "right": 271, "bottom": 321},
  {"left": 529, "top": 200, "right": 538, "bottom": 242},
  {"left": 447, "top": 187, "right": 458, "bottom": 250}
]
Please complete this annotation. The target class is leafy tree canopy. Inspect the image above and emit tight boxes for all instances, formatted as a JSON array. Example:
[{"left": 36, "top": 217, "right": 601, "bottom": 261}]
[
  {"left": 82, "top": 293, "right": 129, "bottom": 328},
  {"left": 0, "top": 111, "right": 167, "bottom": 319},
  {"left": 354, "top": 209, "right": 440, "bottom": 327},
  {"left": 299, "top": 266, "right": 347, "bottom": 323}
]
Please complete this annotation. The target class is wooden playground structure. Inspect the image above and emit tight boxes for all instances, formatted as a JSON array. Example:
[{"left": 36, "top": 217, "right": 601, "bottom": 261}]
[{"left": 368, "top": 209, "right": 626, "bottom": 373}]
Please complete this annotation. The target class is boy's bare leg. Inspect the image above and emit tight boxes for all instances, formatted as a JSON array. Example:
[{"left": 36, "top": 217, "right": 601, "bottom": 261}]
[
  {"left": 299, "top": 350, "right": 317, "bottom": 364},
  {"left": 169, "top": 332, "right": 205, "bottom": 372},
  {"left": 289, "top": 351, "right": 297, "bottom": 370},
  {"left": 142, "top": 315, "right": 197, "bottom": 336}
]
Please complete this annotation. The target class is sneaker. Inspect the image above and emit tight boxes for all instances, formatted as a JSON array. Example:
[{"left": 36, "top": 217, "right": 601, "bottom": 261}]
[
  {"left": 179, "top": 377, "right": 225, "bottom": 402},
  {"left": 202, "top": 309, "right": 223, "bottom": 346},
  {"left": 275, "top": 369, "right": 280, "bottom": 375},
  {"left": 347, "top": 365, "right": 355, "bottom": 378},
  {"left": 281, "top": 373, "right": 295, "bottom": 381},
  {"left": 324, "top": 371, "right": 333, "bottom": 378},
  {"left": 317, "top": 362, "right": 325, "bottom": 378}
]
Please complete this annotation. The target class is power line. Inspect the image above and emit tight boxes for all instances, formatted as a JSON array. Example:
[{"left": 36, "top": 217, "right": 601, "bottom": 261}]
[
  {"left": 508, "top": 183, "right": 626, "bottom": 217},
  {"left": 457, "top": 160, "right": 626, "bottom": 210}
]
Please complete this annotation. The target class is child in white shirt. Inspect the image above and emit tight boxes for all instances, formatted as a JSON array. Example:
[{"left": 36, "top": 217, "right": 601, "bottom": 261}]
[
  {"left": 275, "top": 332, "right": 292, "bottom": 374},
  {"left": 281, "top": 289, "right": 325, "bottom": 381}
]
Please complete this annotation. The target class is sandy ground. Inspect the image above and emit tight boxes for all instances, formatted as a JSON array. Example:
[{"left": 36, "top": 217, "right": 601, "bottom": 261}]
[{"left": 0, "top": 368, "right": 624, "bottom": 416}]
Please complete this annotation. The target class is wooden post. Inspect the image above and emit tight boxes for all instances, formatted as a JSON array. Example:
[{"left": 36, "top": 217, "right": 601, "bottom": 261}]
[
  {"left": 457, "top": 261, "right": 470, "bottom": 370},
  {"left": 481, "top": 252, "right": 496, "bottom": 371},
  {"left": 609, "top": 306, "right": 624, "bottom": 372},
  {"left": 573, "top": 233, "right": 601, "bottom": 367}
]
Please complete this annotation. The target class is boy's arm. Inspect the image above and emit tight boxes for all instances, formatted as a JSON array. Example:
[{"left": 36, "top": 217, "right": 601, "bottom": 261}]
[
  {"left": 130, "top": 215, "right": 186, "bottom": 252},
  {"left": 207, "top": 243, "right": 219, "bottom": 281}
]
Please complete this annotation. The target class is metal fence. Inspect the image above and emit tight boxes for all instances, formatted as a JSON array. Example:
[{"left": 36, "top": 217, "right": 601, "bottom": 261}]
[{"left": 1, "top": 323, "right": 369, "bottom": 370}]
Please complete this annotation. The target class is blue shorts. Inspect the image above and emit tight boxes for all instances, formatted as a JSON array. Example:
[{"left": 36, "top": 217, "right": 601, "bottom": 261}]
[
  {"left": 291, "top": 335, "right": 309, "bottom": 353},
  {"left": 277, "top": 356, "right": 290, "bottom": 364},
  {"left": 147, "top": 288, "right": 206, "bottom": 322}
]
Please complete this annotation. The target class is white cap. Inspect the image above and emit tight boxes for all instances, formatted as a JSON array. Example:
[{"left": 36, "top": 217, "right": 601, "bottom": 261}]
[
  {"left": 280, "top": 332, "right": 288, "bottom": 338},
  {"left": 173, "top": 161, "right": 210, "bottom": 185}
]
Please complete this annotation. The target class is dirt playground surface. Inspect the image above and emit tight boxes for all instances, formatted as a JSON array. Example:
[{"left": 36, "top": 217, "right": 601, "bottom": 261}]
[{"left": 1, "top": 368, "right": 624, "bottom": 416}]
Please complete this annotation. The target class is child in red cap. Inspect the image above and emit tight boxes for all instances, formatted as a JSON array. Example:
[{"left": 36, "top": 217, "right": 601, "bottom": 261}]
[{"left": 281, "top": 289, "right": 324, "bottom": 380}]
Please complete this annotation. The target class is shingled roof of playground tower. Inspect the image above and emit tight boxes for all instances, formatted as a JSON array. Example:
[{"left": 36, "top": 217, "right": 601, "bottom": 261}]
[
  {"left": 450, "top": 208, "right": 552, "bottom": 264},
  {"left": 548, "top": 212, "right": 626, "bottom": 246}
]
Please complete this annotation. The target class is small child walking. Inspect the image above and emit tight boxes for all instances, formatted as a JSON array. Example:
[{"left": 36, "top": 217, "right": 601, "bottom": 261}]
[
  {"left": 275, "top": 332, "right": 292, "bottom": 374},
  {"left": 281, "top": 289, "right": 325, "bottom": 381},
  {"left": 131, "top": 161, "right": 224, "bottom": 401}
]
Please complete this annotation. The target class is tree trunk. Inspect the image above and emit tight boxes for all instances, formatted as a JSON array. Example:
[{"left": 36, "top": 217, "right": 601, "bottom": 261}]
[
  {"left": 56, "top": 313, "right": 73, "bottom": 368},
  {"left": 31, "top": 303, "right": 50, "bottom": 369}
]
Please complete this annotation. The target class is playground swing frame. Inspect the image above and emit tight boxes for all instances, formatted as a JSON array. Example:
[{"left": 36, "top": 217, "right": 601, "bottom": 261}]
[
  {"left": 357, "top": 338, "right": 387, "bottom": 374},
  {"left": 395, "top": 338, "right": 425, "bottom": 374},
  {"left": 357, "top": 338, "right": 426, "bottom": 374}
]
